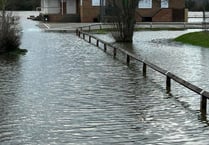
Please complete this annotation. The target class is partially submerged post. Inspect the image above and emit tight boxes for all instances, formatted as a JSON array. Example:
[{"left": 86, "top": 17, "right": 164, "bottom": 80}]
[
  {"left": 200, "top": 92, "right": 207, "bottom": 115},
  {"left": 166, "top": 72, "right": 171, "bottom": 93}
]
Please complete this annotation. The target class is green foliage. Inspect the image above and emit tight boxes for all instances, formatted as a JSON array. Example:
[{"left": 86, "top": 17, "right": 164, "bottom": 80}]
[{"left": 175, "top": 31, "right": 209, "bottom": 48}]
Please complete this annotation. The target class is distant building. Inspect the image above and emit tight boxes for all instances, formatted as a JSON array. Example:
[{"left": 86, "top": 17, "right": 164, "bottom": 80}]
[
  {"left": 136, "top": 0, "right": 187, "bottom": 22},
  {"left": 40, "top": 0, "right": 187, "bottom": 22}
]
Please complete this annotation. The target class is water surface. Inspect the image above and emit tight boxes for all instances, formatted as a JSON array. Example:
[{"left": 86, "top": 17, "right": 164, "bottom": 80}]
[{"left": 0, "top": 11, "right": 209, "bottom": 145}]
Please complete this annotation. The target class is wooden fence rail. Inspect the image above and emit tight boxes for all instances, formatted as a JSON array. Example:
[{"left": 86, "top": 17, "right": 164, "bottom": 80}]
[
  {"left": 77, "top": 22, "right": 209, "bottom": 32},
  {"left": 76, "top": 25, "right": 209, "bottom": 116}
]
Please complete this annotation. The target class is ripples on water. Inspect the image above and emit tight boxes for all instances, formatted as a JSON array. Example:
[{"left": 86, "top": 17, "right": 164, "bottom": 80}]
[{"left": 0, "top": 12, "right": 209, "bottom": 145}]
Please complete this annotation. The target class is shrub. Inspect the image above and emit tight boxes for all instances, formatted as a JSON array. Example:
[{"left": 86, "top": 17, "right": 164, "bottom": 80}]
[{"left": 0, "top": 11, "right": 22, "bottom": 53}]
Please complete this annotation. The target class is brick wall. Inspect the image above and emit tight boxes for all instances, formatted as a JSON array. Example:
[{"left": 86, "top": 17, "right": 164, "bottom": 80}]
[
  {"left": 135, "top": 0, "right": 186, "bottom": 22},
  {"left": 169, "top": 0, "right": 185, "bottom": 9},
  {"left": 48, "top": 14, "right": 80, "bottom": 22},
  {"left": 80, "top": 0, "right": 100, "bottom": 22},
  {"left": 152, "top": 9, "right": 173, "bottom": 22}
]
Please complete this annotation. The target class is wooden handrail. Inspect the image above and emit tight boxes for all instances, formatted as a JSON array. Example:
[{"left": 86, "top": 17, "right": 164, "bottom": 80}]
[
  {"left": 76, "top": 25, "right": 209, "bottom": 116},
  {"left": 78, "top": 23, "right": 208, "bottom": 33}
]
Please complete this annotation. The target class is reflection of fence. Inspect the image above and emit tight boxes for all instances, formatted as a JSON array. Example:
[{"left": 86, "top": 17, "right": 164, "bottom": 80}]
[{"left": 76, "top": 24, "right": 209, "bottom": 117}]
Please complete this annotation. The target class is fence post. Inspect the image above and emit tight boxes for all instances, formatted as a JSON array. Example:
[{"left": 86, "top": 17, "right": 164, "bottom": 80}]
[
  {"left": 166, "top": 75, "right": 171, "bottom": 93},
  {"left": 83, "top": 33, "right": 85, "bottom": 39},
  {"left": 127, "top": 55, "right": 130, "bottom": 65},
  {"left": 76, "top": 29, "right": 78, "bottom": 36},
  {"left": 184, "top": 22, "right": 186, "bottom": 29},
  {"left": 104, "top": 44, "right": 107, "bottom": 52},
  {"left": 89, "top": 36, "right": 91, "bottom": 43},
  {"left": 113, "top": 47, "right": 117, "bottom": 58},
  {"left": 78, "top": 31, "right": 80, "bottom": 37},
  {"left": 96, "top": 40, "right": 99, "bottom": 47},
  {"left": 143, "top": 63, "right": 146, "bottom": 76},
  {"left": 200, "top": 93, "right": 207, "bottom": 115},
  {"left": 89, "top": 26, "right": 91, "bottom": 32}
]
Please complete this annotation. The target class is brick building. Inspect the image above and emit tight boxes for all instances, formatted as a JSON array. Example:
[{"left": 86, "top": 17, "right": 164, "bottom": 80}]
[
  {"left": 136, "top": 0, "right": 187, "bottom": 22},
  {"left": 40, "top": 0, "right": 187, "bottom": 22}
]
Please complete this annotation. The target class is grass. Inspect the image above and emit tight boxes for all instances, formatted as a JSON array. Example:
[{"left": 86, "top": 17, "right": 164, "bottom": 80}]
[
  {"left": 0, "top": 48, "right": 28, "bottom": 56},
  {"left": 174, "top": 31, "right": 209, "bottom": 48}
]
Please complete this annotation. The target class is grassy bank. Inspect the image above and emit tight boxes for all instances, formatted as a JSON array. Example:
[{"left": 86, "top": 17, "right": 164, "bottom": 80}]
[{"left": 175, "top": 31, "right": 209, "bottom": 48}]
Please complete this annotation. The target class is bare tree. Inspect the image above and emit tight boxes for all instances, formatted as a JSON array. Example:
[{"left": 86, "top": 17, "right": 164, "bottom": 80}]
[
  {"left": 0, "top": 0, "right": 22, "bottom": 53},
  {"left": 106, "top": 0, "right": 140, "bottom": 42}
]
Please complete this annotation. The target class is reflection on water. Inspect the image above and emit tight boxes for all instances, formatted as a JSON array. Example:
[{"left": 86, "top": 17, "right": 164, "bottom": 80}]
[
  {"left": 0, "top": 11, "right": 209, "bottom": 145},
  {"left": 112, "top": 29, "right": 209, "bottom": 114}
]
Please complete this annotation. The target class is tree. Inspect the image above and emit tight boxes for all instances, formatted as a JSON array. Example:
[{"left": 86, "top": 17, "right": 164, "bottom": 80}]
[
  {"left": 2, "top": 0, "right": 40, "bottom": 10},
  {"left": 106, "top": 0, "right": 140, "bottom": 42},
  {"left": 0, "top": 0, "right": 22, "bottom": 53},
  {"left": 185, "top": 0, "right": 196, "bottom": 10},
  {"left": 186, "top": 0, "right": 209, "bottom": 11}
]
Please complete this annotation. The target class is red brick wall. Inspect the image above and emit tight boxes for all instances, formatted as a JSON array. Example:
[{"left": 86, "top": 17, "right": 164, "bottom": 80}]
[
  {"left": 79, "top": 0, "right": 186, "bottom": 22},
  {"left": 169, "top": 0, "right": 185, "bottom": 9},
  {"left": 152, "top": 9, "right": 173, "bottom": 22},
  {"left": 135, "top": 0, "right": 186, "bottom": 22},
  {"left": 48, "top": 14, "right": 62, "bottom": 22},
  {"left": 80, "top": 0, "right": 100, "bottom": 22}
]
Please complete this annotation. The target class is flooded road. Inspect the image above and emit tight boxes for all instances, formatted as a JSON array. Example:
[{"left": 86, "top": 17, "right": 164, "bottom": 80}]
[{"left": 0, "top": 12, "right": 209, "bottom": 144}]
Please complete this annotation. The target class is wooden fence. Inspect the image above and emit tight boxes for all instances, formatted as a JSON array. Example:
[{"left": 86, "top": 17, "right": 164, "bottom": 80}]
[
  {"left": 76, "top": 22, "right": 209, "bottom": 32},
  {"left": 76, "top": 24, "right": 209, "bottom": 116}
]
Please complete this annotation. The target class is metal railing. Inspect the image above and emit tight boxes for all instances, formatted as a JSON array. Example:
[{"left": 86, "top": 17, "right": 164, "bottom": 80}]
[{"left": 76, "top": 24, "right": 209, "bottom": 116}]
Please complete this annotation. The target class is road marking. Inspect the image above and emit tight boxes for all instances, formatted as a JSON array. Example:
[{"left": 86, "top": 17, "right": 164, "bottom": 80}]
[{"left": 43, "top": 23, "right": 50, "bottom": 29}]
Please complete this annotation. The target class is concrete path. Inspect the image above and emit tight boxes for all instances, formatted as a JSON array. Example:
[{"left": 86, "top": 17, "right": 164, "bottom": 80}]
[
  {"left": 38, "top": 22, "right": 99, "bottom": 33},
  {"left": 37, "top": 21, "right": 208, "bottom": 33}
]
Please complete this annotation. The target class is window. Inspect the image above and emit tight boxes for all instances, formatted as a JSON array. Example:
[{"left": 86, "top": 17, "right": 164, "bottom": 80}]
[
  {"left": 161, "top": 0, "right": 169, "bottom": 8},
  {"left": 92, "top": 0, "right": 105, "bottom": 6},
  {"left": 138, "top": 0, "right": 152, "bottom": 8},
  {"left": 92, "top": 0, "right": 100, "bottom": 6}
]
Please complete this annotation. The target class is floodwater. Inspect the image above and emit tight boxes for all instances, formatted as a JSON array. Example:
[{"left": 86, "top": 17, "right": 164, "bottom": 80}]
[{"left": 0, "top": 11, "right": 209, "bottom": 145}]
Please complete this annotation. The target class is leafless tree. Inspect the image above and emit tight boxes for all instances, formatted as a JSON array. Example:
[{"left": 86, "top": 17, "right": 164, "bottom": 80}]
[
  {"left": 106, "top": 0, "right": 140, "bottom": 42},
  {"left": 0, "top": 0, "right": 22, "bottom": 53}
]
